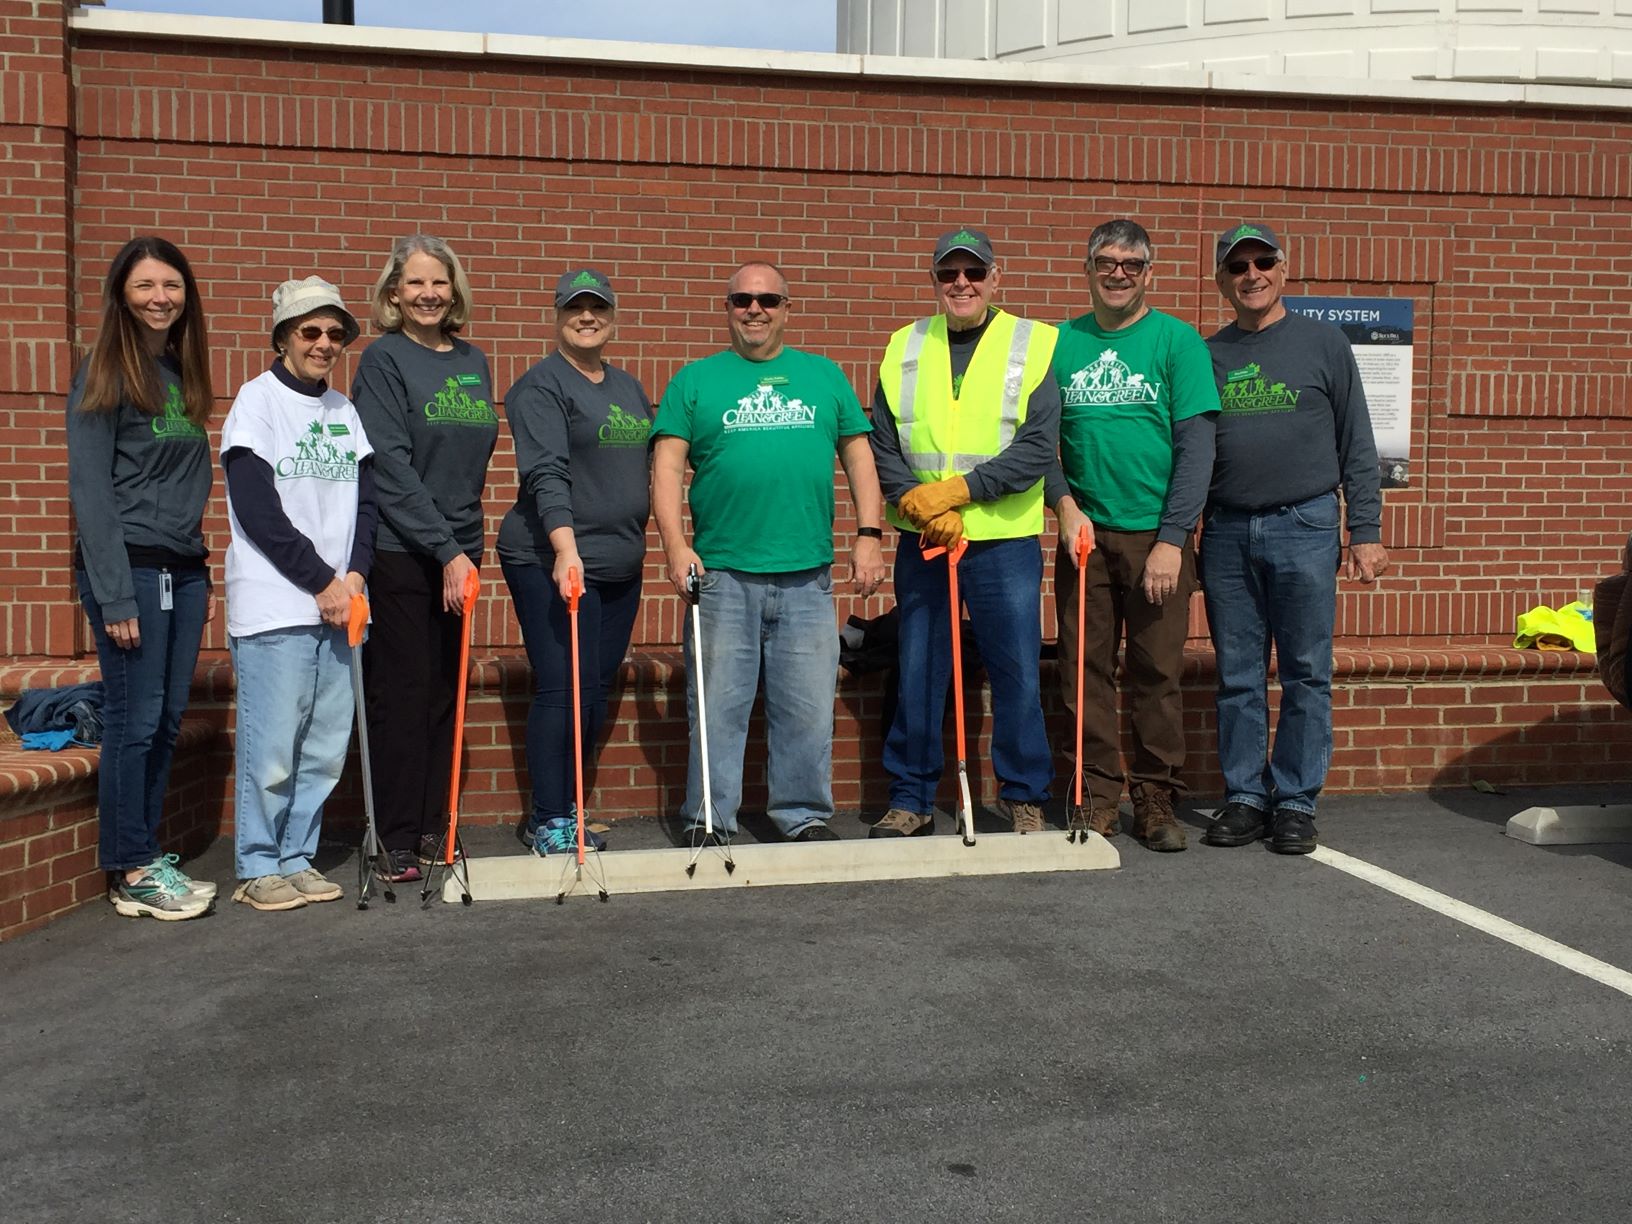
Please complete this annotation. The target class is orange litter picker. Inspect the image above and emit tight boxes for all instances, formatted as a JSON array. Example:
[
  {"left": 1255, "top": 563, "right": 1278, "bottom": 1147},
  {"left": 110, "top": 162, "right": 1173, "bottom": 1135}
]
[
  {"left": 347, "top": 594, "right": 394, "bottom": 908},
  {"left": 1065, "top": 524, "right": 1096, "bottom": 844},
  {"left": 920, "top": 535, "right": 976, "bottom": 847},
  {"left": 556, "top": 566, "right": 609, "bottom": 903},
  {"left": 419, "top": 567, "right": 481, "bottom": 907}
]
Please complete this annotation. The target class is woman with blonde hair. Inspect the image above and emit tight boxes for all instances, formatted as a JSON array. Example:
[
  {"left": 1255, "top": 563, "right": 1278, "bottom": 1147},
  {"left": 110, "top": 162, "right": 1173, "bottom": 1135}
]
[
  {"left": 67, "top": 236, "right": 216, "bottom": 920},
  {"left": 351, "top": 235, "right": 498, "bottom": 882}
]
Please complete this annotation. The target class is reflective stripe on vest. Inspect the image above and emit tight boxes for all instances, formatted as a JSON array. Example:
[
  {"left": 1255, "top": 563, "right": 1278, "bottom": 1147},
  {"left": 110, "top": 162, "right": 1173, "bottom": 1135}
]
[{"left": 895, "top": 317, "right": 1035, "bottom": 474}]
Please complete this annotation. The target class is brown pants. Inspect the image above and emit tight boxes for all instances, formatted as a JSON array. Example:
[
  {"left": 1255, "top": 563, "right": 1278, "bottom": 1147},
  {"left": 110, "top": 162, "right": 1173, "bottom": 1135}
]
[{"left": 1055, "top": 526, "right": 1197, "bottom": 808}]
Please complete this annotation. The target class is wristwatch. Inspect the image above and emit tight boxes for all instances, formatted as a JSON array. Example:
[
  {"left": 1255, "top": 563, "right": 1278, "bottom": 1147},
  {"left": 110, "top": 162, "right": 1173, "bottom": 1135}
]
[{"left": 856, "top": 526, "right": 883, "bottom": 539}]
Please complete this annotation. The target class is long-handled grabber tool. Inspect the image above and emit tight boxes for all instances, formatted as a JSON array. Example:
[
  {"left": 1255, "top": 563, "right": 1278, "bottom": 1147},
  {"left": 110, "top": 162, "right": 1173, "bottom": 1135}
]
[
  {"left": 557, "top": 567, "right": 609, "bottom": 904},
  {"left": 1065, "top": 524, "right": 1097, "bottom": 844},
  {"left": 348, "top": 594, "right": 394, "bottom": 907},
  {"left": 683, "top": 562, "right": 734, "bottom": 879},
  {"left": 420, "top": 567, "right": 481, "bottom": 907},
  {"left": 921, "top": 535, "right": 975, "bottom": 847}
]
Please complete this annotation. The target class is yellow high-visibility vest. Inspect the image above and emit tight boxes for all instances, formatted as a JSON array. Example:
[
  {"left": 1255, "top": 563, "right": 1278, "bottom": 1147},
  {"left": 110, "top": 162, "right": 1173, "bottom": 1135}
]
[{"left": 879, "top": 309, "right": 1057, "bottom": 540}]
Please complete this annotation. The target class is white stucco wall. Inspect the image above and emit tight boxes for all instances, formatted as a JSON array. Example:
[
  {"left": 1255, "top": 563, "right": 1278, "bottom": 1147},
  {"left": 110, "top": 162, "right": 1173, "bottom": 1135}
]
[{"left": 838, "top": 0, "right": 1632, "bottom": 85}]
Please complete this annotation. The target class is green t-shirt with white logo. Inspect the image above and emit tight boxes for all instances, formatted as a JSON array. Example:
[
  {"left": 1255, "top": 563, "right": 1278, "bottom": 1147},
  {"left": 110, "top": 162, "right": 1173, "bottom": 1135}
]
[
  {"left": 1052, "top": 307, "right": 1219, "bottom": 532},
  {"left": 652, "top": 347, "right": 870, "bottom": 574}
]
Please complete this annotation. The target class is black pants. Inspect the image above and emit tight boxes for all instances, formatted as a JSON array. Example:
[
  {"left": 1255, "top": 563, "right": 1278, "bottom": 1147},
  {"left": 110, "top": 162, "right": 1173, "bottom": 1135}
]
[{"left": 362, "top": 549, "right": 466, "bottom": 852}]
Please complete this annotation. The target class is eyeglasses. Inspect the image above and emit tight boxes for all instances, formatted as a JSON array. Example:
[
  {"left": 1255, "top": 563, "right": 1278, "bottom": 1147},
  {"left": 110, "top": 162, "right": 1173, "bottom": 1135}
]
[
  {"left": 727, "top": 292, "right": 788, "bottom": 310},
  {"left": 934, "top": 265, "right": 991, "bottom": 284},
  {"left": 1223, "top": 255, "right": 1281, "bottom": 276},
  {"left": 296, "top": 325, "right": 349, "bottom": 344},
  {"left": 1091, "top": 257, "right": 1149, "bottom": 277}
]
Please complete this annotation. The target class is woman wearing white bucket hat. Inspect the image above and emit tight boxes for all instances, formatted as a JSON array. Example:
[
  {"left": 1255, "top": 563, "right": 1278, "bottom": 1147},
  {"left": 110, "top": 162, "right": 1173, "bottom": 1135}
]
[{"left": 221, "top": 276, "right": 378, "bottom": 911}]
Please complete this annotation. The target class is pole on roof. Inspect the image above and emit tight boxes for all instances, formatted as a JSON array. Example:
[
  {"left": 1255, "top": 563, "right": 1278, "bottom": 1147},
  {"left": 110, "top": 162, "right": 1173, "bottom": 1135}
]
[{"left": 322, "top": 1, "right": 356, "bottom": 24}]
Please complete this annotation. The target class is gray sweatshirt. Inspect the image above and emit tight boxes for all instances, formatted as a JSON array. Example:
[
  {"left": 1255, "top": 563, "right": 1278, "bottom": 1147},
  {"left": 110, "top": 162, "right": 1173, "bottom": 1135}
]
[
  {"left": 496, "top": 351, "right": 654, "bottom": 582},
  {"left": 1205, "top": 311, "right": 1383, "bottom": 543},
  {"left": 66, "top": 355, "right": 212, "bottom": 622},
  {"left": 350, "top": 330, "right": 498, "bottom": 564}
]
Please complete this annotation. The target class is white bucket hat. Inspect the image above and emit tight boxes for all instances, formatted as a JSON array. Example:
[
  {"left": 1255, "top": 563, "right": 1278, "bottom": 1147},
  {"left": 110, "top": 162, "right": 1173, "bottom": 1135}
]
[{"left": 271, "top": 275, "right": 360, "bottom": 349}]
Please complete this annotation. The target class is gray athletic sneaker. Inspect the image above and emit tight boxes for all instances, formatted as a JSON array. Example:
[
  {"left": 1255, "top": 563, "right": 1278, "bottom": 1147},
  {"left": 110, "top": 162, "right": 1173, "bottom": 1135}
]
[
  {"left": 232, "top": 875, "right": 307, "bottom": 911},
  {"left": 110, "top": 870, "right": 212, "bottom": 921},
  {"left": 148, "top": 852, "right": 217, "bottom": 900},
  {"left": 283, "top": 867, "right": 342, "bottom": 903}
]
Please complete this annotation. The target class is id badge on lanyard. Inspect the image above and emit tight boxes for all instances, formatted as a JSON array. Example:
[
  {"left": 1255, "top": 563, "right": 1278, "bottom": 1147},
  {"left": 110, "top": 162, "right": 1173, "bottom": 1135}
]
[{"left": 159, "top": 570, "right": 173, "bottom": 611}]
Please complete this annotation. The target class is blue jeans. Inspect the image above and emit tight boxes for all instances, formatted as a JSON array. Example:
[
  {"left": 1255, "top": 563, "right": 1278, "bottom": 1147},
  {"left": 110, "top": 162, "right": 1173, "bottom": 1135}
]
[
  {"left": 503, "top": 560, "right": 642, "bottom": 836},
  {"left": 883, "top": 536, "right": 1053, "bottom": 813},
  {"left": 1200, "top": 491, "right": 1341, "bottom": 817},
  {"left": 78, "top": 567, "right": 208, "bottom": 872},
  {"left": 230, "top": 625, "right": 354, "bottom": 878},
  {"left": 682, "top": 566, "right": 838, "bottom": 838}
]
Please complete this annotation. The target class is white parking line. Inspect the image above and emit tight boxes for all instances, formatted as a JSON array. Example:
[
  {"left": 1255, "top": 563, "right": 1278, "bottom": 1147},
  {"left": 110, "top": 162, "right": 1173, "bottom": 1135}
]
[{"left": 1311, "top": 845, "right": 1632, "bottom": 1000}]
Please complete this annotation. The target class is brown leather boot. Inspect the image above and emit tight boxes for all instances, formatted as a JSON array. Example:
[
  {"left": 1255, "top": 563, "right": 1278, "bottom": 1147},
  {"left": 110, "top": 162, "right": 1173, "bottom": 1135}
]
[
  {"left": 1067, "top": 802, "right": 1121, "bottom": 838},
  {"left": 1131, "top": 784, "right": 1187, "bottom": 852}
]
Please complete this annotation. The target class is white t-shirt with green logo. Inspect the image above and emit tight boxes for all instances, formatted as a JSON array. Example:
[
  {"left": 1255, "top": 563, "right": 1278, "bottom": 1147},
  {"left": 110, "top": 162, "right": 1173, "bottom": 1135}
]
[
  {"left": 222, "top": 370, "right": 374, "bottom": 637},
  {"left": 652, "top": 347, "right": 870, "bottom": 574}
]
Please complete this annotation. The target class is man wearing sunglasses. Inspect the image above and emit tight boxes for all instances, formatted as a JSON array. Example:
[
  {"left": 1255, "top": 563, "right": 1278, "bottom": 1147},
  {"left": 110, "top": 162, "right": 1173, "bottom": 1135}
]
[
  {"left": 652, "top": 261, "right": 885, "bottom": 844},
  {"left": 867, "top": 227, "right": 1062, "bottom": 838},
  {"left": 1046, "top": 219, "right": 1219, "bottom": 852},
  {"left": 1201, "top": 223, "right": 1388, "bottom": 855}
]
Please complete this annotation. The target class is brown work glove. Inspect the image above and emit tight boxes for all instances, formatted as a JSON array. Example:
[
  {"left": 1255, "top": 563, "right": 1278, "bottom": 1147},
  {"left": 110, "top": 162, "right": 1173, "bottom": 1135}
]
[
  {"left": 897, "top": 475, "right": 970, "bottom": 528},
  {"left": 920, "top": 509, "right": 964, "bottom": 550}
]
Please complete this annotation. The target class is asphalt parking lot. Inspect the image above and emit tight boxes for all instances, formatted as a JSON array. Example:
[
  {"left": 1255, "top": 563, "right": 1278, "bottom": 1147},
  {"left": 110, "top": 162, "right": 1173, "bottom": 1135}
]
[{"left": 4, "top": 785, "right": 1630, "bottom": 1223}]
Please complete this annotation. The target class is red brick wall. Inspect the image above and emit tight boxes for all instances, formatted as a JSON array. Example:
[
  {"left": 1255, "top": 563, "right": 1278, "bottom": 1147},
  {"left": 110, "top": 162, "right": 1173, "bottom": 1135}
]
[{"left": 2, "top": 2, "right": 1629, "bottom": 856}]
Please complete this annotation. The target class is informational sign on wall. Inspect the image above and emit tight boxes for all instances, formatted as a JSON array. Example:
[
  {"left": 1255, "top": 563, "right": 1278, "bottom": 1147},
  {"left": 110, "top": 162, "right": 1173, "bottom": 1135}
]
[{"left": 1284, "top": 296, "right": 1414, "bottom": 489}]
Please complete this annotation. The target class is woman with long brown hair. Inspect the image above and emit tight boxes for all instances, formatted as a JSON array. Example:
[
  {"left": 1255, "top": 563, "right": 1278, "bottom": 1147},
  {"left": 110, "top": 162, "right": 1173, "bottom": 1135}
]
[{"left": 67, "top": 236, "right": 217, "bottom": 921}]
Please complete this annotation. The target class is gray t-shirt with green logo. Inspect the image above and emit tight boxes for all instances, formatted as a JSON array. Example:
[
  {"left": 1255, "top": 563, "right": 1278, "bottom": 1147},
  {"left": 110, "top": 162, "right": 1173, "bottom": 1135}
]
[
  {"left": 497, "top": 350, "right": 654, "bottom": 582},
  {"left": 66, "top": 355, "right": 212, "bottom": 622},
  {"left": 350, "top": 330, "right": 498, "bottom": 564},
  {"left": 1205, "top": 311, "right": 1382, "bottom": 542}
]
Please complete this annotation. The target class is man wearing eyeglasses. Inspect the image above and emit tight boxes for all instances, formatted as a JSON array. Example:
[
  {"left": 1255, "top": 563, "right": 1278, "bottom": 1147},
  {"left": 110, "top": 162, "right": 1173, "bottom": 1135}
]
[
  {"left": 1047, "top": 219, "right": 1219, "bottom": 852},
  {"left": 651, "top": 261, "right": 886, "bottom": 844},
  {"left": 867, "top": 227, "right": 1061, "bottom": 838},
  {"left": 1201, "top": 223, "right": 1388, "bottom": 855}
]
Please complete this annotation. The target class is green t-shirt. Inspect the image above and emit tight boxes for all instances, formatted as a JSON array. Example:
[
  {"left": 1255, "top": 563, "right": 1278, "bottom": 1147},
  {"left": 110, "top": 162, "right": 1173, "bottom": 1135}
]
[
  {"left": 1052, "top": 308, "right": 1219, "bottom": 532},
  {"left": 652, "top": 347, "right": 871, "bottom": 573}
]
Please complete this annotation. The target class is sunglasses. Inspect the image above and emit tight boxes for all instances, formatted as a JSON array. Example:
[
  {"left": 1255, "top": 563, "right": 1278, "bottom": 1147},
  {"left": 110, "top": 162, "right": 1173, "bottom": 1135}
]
[
  {"left": 296, "top": 325, "right": 349, "bottom": 344},
  {"left": 934, "top": 265, "right": 991, "bottom": 284},
  {"left": 1224, "top": 255, "right": 1281, "bottom": 276},
  {"left": 727, "top": 292, "right": 788, "bottom": 310},
  {"left": 1091, "top": 257, "right": 1149, "bottom": 277}
]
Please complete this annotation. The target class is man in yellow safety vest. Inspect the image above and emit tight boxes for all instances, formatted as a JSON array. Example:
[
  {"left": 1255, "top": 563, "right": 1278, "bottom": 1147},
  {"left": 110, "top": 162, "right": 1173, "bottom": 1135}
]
[{"left": 867, "top": 227, "right": 1062, "bottom": 838}]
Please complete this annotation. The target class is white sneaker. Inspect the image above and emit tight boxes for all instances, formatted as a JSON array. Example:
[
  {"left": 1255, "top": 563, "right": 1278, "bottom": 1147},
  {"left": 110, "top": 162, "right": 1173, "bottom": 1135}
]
[{"left": 232, "top": 875, "right": 307, "bottom": 911}]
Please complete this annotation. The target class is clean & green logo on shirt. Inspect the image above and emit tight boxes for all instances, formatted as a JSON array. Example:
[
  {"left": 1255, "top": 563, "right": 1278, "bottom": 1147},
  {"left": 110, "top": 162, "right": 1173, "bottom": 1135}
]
[
  {"left": 1063, "top": 348, "right": 1160, "bottom": 406},
  {"left": 152, "top": 383, "right": 206, "bottom": 440},
  {"left": 276, "top": 419, "right": 359, "bottom": 481},
  {"left": 1219, "top": 364, "right": 1300, "bottom": 414},
  {"left": 599, "top": 404, "right": 651, "bottom": 447},
  {"left": 424, "top": 376, "right": 497, "bottom": 426},
  {"left": 722, "top": 383, "right": 815, "bottom": 432}
]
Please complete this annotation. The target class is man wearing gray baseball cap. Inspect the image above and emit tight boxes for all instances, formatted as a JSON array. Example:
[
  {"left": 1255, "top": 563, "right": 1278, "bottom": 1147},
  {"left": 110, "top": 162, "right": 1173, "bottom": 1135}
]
[
  {"left": 867, "top": 227, "right": 1062, "bottom": 838},
  {"left": 1201, "top": 223, "right": 1388, "bottom": 855}
]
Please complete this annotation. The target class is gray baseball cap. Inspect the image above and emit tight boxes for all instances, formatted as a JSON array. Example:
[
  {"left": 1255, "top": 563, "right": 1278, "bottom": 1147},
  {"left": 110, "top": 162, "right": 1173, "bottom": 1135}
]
[
  {"left": 932, "top": 227, "right": 995, "bottom": 266},
  {"left": 1215, "top": 223, "right": 1284, "bottom": 266},
  {"left": 555, "top": 268, "right": 616, "bottom": 308}
]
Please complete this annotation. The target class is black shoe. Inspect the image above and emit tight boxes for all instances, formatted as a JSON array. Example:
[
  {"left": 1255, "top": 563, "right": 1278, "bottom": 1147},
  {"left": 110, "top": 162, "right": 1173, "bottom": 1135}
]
[
  {"left": 1202, "top": 802, "right": 1268, "bottom": 847},
  {"left": 794, "top": 823, "right": 840, "bottom": 842},
  {"left": 1269, "top": 809, "right": 1317, "bottom": 855}
]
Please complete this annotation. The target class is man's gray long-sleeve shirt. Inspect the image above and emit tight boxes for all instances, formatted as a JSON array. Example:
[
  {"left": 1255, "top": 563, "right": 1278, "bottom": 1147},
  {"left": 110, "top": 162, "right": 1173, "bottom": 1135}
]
[{"left": 1205, "top": 311, "right": 1383, "bottom": 542}]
